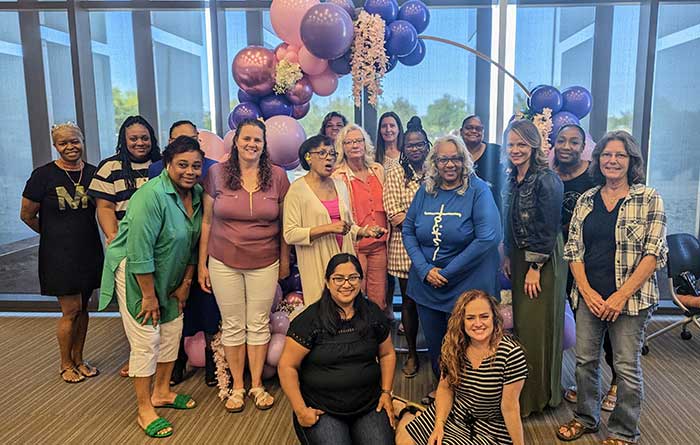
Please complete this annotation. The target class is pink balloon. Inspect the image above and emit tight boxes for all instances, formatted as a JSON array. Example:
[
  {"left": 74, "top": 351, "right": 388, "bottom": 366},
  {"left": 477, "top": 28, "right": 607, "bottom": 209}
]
[
  {"left": 500, "top": 305, "right": 514, "bottom": 331},
  {"left": 184, "top": 331, "right": 206, "bottom": 368},
  {"left": 266, "top": 333, "right": 287, "bottom": 367},
  {"left": 265, "top": 115, "right": 307, "bottom": 167},
  {"left": 284, "top": 52, "right": 300, "bottom": 64},
  {"left": 270, "top": 0, "right": 320, "bottom": 47},
  {"left": 270, "top": 311, "right": 291, "bottom": 335},
  {"left": 232, "top": 46, "right": 277, "bottom": 97},
  {"left": 275, "top": 42, "right": 289, "bottom": 61},
  {"left": 198, "top": 130, "right": 228, "bottom": 162},
  {"left": 309, "top": 69, "right": 338, "bottom": 96},
  {"left": 299, "top": 46, "right": 328, "bottom": 76},
  {"left": 285, "top": 291, "right": 305, "bottom": 306},
  {"left": 262, "top": 363, "right": 277, "bottom": 380},
  {"left": 286, "top": 76, "right": 314, "bottom": 105}
]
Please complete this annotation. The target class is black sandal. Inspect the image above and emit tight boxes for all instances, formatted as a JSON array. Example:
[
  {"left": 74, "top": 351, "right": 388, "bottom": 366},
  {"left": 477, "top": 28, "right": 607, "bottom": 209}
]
[{"left": 392, "top": 395, "right": 426, "bottom": 420}]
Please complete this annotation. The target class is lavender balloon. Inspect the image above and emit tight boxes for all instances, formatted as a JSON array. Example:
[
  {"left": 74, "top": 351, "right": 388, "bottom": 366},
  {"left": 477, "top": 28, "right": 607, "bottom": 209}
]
[
  {"left": 266, "top": 333, "right": 287, "bottom": 367},
  {"left": 285, "top": 76, "right": 314, "bottom": 105},
  {"left": 266, "top": 115, "right": 307, "bottom": 167},
  {"left": 301, "top": 3, "right": 354, "bottom": 60},
  {"left": 228, "top": 102, "right": 261, "bottom": 130},
  {"left": 398, "top": 0, "right": 430, "bottom": 34},
  {"left": 260, "top": 95, "right": 293, "bottom": 119},
  {"left": 232, "top": 46, "right": 277, "bottom": 97},
  {"left": 563, "top": 304, "right": 576, "bottom": 350},
  {"left": 327, "top": 0, "right": 357, "bottom": 20},
  {"left": 270, "top": 311, "right": 291, "bottom": 335},
  {"left": 292, "top": 102, "right": 311, "bottom": 120}
]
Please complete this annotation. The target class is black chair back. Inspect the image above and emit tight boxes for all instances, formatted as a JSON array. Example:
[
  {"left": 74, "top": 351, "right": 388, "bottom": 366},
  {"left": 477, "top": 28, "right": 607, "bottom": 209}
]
[{"left": 666, "top": 234, "right": 700, "bottom": 287}]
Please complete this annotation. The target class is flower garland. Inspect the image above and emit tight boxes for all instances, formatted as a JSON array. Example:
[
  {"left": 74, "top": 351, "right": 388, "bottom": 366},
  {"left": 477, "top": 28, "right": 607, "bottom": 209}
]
[
  {"left": 211, "top": 331, "right": 232, "bottom": 401},
  {"left": 515, "top": 107, "right": 553, "bottom": 155},
  {"left": 350, "top": 11, "right": 388, "bottom": 107},
  {"left": 274, "top": 60, "right": 303, "bottom": 95}
]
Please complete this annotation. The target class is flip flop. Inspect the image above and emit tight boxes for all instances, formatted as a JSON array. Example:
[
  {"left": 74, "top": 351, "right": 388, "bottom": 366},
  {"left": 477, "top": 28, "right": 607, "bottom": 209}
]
[
  {"left": 76, "top": 361, "right": 100, "bottom": 378},
  {"left": 158, "top": 394, "right": 196, "bottom": 410},
  {"left": 142, "top": 417, "right": 173, "bottom": 438},
  {"left": 60, "top": 367, "right": 85, "bottom": 384}
]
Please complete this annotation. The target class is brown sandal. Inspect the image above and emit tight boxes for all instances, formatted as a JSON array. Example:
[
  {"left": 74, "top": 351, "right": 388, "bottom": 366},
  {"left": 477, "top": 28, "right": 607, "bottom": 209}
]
[
  {"left": 601, "top": 385, "right": 617, "bottom": 412},
  {"left": 76, "top": 361, "right": 100, "bottom": 378},
  {"left": 601, "top": 439, "right": 635, "bottom": 445},
  {"left": 60, "top": 367, "right": 85, "bottom": 383},
  {"left": 557, "top": 419, "right": 599, "bottom": 442}
]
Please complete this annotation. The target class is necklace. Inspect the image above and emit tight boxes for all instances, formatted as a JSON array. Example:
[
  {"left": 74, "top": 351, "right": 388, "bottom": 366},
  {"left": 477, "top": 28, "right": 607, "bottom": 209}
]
[{"left": 55, "top": 160, "right": 84, "bottom": 187}]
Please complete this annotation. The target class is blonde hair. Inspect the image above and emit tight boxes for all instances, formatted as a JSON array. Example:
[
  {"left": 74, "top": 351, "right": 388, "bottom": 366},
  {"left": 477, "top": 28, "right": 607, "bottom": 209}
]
[
  {"left": 502, "top": 119, "right": 548, "bottom": 172},
  {"left": 334, "top": 124, "right": 375, "bottom": 169},
  {"left": 51, "top": 121, "right": 84, "bottom": 144},
  {"left": 424, "top": 135, "right": 474, "bottom": 196},
  {"left": 440, "top": 290, "right": 505, "bottom": 389}
]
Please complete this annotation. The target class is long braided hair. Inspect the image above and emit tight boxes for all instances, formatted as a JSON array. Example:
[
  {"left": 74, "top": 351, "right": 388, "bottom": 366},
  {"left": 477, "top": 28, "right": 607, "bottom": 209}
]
[
  {"left": 399, "top": 116, "right": 431, "bottom": 187},
  {"left": 115, "top": 115, "right": 161, "bottom": 189}
]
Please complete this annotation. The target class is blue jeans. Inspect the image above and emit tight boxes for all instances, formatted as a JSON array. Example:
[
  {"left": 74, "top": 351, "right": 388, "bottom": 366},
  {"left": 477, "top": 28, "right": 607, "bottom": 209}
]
[
  {"left": 293, "top": 408, "right": 394, "bottom": 445},
  {"left": 416, "top": 303, "right": 451, "bottom": 378},
  {"left": 574, "top": 300, "right": 653, "bottom": 443}
]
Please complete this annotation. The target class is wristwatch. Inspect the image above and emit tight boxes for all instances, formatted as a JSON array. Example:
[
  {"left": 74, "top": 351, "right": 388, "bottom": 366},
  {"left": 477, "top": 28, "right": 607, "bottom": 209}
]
[{"left": 529, "top": 262, "right": 544, "bottom": 271}]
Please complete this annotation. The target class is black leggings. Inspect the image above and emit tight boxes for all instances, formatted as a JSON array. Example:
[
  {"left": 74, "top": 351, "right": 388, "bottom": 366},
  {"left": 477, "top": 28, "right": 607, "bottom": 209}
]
[{"left": 398, "top": 278, "right": 419, "bottom": 357}]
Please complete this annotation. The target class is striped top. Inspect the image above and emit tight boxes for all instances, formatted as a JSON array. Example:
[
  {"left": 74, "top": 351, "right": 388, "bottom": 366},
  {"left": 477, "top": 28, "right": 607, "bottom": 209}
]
[
  {"left": 406, "top": 335, "right": 528, "bottom": 445},
  {"left": 88, "top": 154, "right": 152, "bottom": 220}
]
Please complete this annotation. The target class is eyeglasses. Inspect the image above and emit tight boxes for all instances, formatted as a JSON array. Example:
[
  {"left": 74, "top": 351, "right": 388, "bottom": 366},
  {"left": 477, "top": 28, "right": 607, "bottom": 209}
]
[
  {"left": 436, "top": 156, "right": 464, "bottom": 166},
  {"left": 405, "top": 141, "right": 428, "bottom": 150},
  {"left": 600, "top": 152, "right": 629, "bottom": 160},
  {"left": 309, "top": 149, "right": 337, "bottom": 159},
  {"left": 342, "top": 138, "right": 365, "bottom": 146},
  {"left": 462, "top": 125, "right": 484, "bottom": 132},
  {"left": 330, "top": 274, "right": 361, "bottom": 286}
]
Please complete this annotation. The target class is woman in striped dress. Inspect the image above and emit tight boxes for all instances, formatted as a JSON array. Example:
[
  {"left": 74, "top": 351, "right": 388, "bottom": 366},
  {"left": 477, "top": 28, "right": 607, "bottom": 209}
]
[
  {"left": 395, "top": 290, "right": 527, "bottom": 445},
  {"left": 382, "top": 116, "right": 430, "bottom": 378}
]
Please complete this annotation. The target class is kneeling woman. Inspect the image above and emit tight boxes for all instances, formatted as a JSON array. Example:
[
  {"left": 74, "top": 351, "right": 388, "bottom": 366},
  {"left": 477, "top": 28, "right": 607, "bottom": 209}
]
[
  {"left": 98, "top": 136, "right": 204, "bottom": 438},
  {"left": 278, "top": 253, "right": 397, "bottom": 445},
  {"left": 396, "top": 290, "right": 527, "bottom": 445}
]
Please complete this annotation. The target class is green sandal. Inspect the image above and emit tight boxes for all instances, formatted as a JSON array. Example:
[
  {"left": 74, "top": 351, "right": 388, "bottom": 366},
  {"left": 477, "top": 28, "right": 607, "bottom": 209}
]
[
  {"left": 142, "top": 417, "right": 173, "bottom": 438},
  {"left": 159, "top": 394, "right": 196, "bottom": 410}
]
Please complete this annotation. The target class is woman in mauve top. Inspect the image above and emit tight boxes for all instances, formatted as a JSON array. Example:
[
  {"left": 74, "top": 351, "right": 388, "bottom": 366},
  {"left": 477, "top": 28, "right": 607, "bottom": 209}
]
[{"left": 198, "top": 119, "right": 290, "bottom": 413}]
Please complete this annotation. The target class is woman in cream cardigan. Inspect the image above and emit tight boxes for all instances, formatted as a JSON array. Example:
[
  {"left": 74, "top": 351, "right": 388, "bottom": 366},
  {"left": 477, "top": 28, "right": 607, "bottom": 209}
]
[{"left": 284, "top": 135, "right": 387, "bottom": 306}]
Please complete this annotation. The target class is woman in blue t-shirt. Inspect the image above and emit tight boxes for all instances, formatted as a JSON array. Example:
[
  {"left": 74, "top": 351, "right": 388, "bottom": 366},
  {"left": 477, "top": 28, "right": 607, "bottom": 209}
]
[{"left": 278, "top": 253, "right": 397, "bottom": 445}]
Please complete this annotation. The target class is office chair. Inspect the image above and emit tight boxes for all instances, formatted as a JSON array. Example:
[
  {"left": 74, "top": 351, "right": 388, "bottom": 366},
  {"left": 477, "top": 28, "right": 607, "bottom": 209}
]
[{"left": 643, "top": 233, "right": 700, "bottom": 355}]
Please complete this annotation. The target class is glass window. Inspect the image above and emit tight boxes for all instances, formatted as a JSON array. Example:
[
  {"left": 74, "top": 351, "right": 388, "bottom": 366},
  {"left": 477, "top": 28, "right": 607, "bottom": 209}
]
[
  {"left": 90, "top": 11, "right": 139, "bottom": 159},
  {"left": 607, "top": 5, "right": 640, "bottom": 133},
  {"left": 512, "top": 6, "right": 594, "bottom": 129},
  {"left": 378, "top": 8, "right": 477, "bottom": 141},
  {"left": 648, "top": 3, "right": 700, "bottom": 235},
  {"left": 0, "top": 12, "right": 34, "bottom": 245},
  {"left": 225, "top": 10, "right": 248, "bottom": 114},
  {"left": 39, "top": 11, "right": 77, "bottom": 126},
  {"left": 151, "top": 11, "right": 212, "bottom": 142}
]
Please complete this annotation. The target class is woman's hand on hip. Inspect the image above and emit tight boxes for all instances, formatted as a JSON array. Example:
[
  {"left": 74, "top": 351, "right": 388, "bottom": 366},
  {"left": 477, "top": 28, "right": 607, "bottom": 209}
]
[
  {"left": 198, "top": 264, "right": 212, "bottom": 293},
  {"left": 296, "top": 406, "right": 325, "bottom": 428},
  {"left": 376, "top": 392, "right": 395, "bottom": 428},
  {"left": 138, "top": 295, "right": 161, "bottom": 327},
  {"left": 524, "top": 268, "right": 541, "bottom": 299}
]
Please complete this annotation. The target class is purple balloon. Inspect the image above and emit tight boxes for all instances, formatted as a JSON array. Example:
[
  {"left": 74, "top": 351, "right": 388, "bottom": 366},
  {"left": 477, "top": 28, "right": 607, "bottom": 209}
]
[
  {"left": 270, "top": 311, "right": 291, "bottom": 335},
  {"left": 398, "top": 0, "right": 430, "bottom": 34},
  {"left": 384, "top": 23, "right": 392, "bottom": 42},
  {"left": 228, "top": 102, "right": 261, "bottom": 130},
  {"left": 266, "top": 115, "right": 307, "bottom": 168},
  {"left": 232, "top": 46, "right": 277, "bottom": 97},
  {"left": 271, "top": 284, "right": 284, "bottom": 313},
  {"left": 281, "top": 158, "right": 301, "bottom": 170},
  {"left": 329, "top": 51, "right": 352, "bottom": 76},
  {"left": 237, "top": 89, "right": 259, "bottom": 104},
  {"left": 262, "top": 363, "right": 277, "bottom": 380},
  {"left": 498, "top": 271, "right": 511, "bottom": 290},
  {"left": 266, "top": 333, "right": 286, "bottom": 367},
  {"left": 550, "top": 111, "right": 580, "bottom": 144},
  {"left": 301, "top": 4, "right": 354, "bottom": 60},
  {"left": 364, "top": 0, "right": 399, "bottom": 24},
  {"left": 561, "top": 86, "right": 593, "bottom": 119},
  {"left": 285, "top": 76, "right": 314, "bottom": 105},
  {"left": 386, "top": 20, "right": 418, "bottom": 57},
  {"left": 260, "top": 95, "right": 293, "bottom": 119},
  {"left": 529, "top": 85, "right": 563, "bottom": 114},
  {"left": 292, "top": 102, "right": 311, "bottom": 120},
  {"left": 327, "top": 0, "right": 357, "bottom": 20},
  {"left": 563, "top": 304, "right": 576, "bottom": 350},
  {"left": 398, "top": 38, "right": 426, "bottom": 66}
]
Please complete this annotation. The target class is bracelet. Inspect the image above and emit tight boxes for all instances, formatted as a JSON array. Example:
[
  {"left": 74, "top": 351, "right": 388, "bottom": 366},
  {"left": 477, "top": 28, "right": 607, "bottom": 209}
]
[
  {"left": 435, "top": 417, "right": 446, "bottom": 425},
  {"left": 381, "top": 389, "right": 393, "bottom": 396}
]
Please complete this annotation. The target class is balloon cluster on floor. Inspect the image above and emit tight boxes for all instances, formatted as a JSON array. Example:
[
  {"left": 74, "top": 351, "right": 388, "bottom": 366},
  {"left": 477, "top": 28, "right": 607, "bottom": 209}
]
[{"left": 228, "top": 0, "right": 431, "bottom": 170}]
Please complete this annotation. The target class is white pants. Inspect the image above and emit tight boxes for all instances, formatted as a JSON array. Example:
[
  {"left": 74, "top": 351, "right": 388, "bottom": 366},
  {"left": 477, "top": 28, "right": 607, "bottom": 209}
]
[
  {"left": 208, "top": 257, "right": 278, "bottom": 347},
  {"left": 116, "top": 259, "right": 183, "bottom": 377}
]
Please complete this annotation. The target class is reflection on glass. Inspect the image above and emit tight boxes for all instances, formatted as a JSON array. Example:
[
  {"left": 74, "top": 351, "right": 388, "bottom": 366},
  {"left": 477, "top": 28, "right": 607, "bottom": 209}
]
[
  {"left": 649, "top": 4, "right": 700, "bottom": 235},
  {"left": 226, "top": 10, "right": 248, "bottom": 119},
  {"left": 607, "top": 5, "right": 639, "bottom": 133}
]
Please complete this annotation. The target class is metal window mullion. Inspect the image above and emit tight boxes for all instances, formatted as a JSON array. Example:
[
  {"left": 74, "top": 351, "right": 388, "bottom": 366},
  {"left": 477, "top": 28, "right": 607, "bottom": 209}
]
[
  {"left": 246, "top": 10, "right": 262, "bottom": 46},
  {"left": 589, "top": 5, "right": 613, "bottom": 140},
  {"left": 211, "top": 0, "right": 229, "bottom": 136},
  {"left": 131, "top": 10, "right": 159, "bottom": 138},
  {"left": 475, "top": 6, "right": 492, "bottom": 141}
]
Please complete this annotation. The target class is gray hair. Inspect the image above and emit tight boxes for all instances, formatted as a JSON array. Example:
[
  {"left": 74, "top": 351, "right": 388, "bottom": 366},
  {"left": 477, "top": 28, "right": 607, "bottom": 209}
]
[
  {"left": 334, "top": 123, "right": 376, "bottom": 169},
  {"left": 589, "top": 130, "right": 646, "bottom": 185},
  {"left": 424, "top": 135, "right": 474, "bottom": 196}
]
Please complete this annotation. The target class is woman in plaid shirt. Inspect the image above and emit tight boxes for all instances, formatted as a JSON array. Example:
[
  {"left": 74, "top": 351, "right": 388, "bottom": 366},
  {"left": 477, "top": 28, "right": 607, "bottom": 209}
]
[{"left": 557, "top": 130, "right": 667, "bottom": 445}]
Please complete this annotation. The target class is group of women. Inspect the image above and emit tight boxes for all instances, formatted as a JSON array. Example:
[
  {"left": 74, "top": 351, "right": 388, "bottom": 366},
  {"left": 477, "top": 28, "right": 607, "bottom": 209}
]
[{"left": 21, "top": 108, "right": 666, "bottom": 445}]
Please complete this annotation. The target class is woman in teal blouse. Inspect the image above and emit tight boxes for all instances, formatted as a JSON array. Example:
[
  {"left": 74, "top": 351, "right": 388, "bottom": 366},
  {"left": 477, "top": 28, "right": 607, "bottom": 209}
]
[{"left": 99, "top": 136, "right": 204, "bottom": 438}]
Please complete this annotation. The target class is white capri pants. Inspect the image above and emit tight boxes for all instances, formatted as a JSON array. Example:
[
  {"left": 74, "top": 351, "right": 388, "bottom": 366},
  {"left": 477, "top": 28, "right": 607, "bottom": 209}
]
[
  {"left": 116, "top": 259, "right": 183, "bottom": 378},
  {"left": 208, "top": 257, "right": 278, "bottom": 347}
]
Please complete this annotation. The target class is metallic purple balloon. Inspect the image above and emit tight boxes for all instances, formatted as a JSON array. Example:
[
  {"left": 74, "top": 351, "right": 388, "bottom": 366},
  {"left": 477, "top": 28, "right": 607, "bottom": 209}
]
[
  {"left": 238, "top": 89, "right": 259, "bottom": 104},
  {"left": 326, "top": 0, "right": 357, "bottom": 20},
  {"left": 228, "top": 102, "right": 261, "bottom": 130},
  {"left": 232, "top": 46, "right": 277, "bottom": 97},
  {"left": 285, "top": 76, "right": 314, "bottom": 105},
  {"left": 292, "top": 102, "right": 311, "bottom": 120},
  {"left": 300, "top": 3, "right": 354, "bottom": 60},
  {"left": 260, "top": 95, "right": 293, "bottom": 119}
]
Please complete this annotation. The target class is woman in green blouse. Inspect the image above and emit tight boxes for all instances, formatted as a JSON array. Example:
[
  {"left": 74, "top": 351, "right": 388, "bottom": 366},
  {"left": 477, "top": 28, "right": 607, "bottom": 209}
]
[{"left": 99, "top": 136, "right": 204, "bottom": 438}]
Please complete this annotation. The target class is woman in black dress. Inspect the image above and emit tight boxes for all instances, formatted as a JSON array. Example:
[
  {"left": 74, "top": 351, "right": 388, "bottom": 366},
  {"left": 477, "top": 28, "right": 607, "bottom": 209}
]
[
  {"left": 20, "top": 122, "right": 104, "bottom": 383},
  {"left": 278, "top": 253, "right": 397, "bottom": 445}
]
